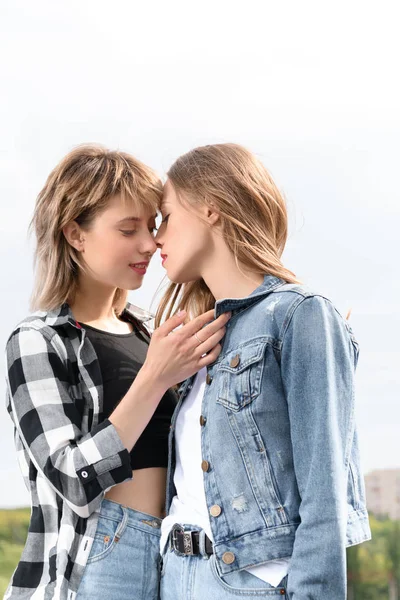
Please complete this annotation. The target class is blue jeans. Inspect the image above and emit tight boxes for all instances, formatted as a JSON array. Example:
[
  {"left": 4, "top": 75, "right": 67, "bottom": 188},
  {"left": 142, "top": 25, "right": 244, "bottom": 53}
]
[
  {"left": 160, "top": 530, "right": 288, "bottom": 600},
  {"left": 76, "top": 499, "right": 162, "bottom": 600}
]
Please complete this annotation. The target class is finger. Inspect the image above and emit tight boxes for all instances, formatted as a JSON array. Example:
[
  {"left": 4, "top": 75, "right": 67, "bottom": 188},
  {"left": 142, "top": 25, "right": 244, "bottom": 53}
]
[
  {"left": 180, "top": 310, "right": 216, "bottom": 337},
  {"left": 192, "top": 312, "right": 230, "bottom": 342},
  {"left": 198, "top": 343, "right": 222, "bottom": 368},
  {"left": 183, "top": 311, "right": 230, "bottom": 339},
  {"left": 155, "top": 310, "right": 187, "bottom": 337},
  {"left": 193, "top": 327, "right": 226, "bottom": 354}
]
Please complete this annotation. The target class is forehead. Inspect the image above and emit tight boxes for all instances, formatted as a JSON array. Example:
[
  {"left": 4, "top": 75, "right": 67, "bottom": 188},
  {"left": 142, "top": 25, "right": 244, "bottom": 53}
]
[
  {"left": 161, "top": 179, "right": 178, "bottom": 207},
  {"left": 100, "top": 194, "right": 156, "bottom": 222}
]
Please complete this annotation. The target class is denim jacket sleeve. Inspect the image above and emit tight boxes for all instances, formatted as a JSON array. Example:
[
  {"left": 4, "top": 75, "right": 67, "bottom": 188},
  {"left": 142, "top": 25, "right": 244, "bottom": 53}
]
[
  {"left": 5, "top": 326, "right": 132, "bottom": 518},
  {"left": 280, "top": 295, "right": 357, "bottom": 599}
]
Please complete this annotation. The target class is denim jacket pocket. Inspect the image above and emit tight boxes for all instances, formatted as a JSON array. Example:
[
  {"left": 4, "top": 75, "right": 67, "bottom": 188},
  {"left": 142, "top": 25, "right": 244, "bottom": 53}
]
[{"left": 217, "top": 340, "right": 267, "bottom": 411}]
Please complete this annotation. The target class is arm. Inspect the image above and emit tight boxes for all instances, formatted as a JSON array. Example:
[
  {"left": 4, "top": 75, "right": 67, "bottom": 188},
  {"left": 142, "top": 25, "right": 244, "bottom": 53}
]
[
  {"left": 280, "top": 296, "right": 358, "bottom": 600},
  {"left": 6, "top": 326, "right": 145, "bottom": 518}
]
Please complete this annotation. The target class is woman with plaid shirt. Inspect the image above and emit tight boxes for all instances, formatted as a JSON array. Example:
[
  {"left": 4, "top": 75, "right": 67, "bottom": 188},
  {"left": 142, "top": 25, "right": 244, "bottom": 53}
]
[{"left": 4, "top": 145, "right": 229, "bottom": 600}]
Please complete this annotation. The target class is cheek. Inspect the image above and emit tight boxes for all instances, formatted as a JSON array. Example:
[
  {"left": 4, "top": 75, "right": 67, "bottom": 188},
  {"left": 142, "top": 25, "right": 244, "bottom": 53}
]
[
  {"left": 174, "top": 226, "right": 209, "bottom": 262},
  {"left": 169, "top": 215, "right": 206, "bottom": 249},
  {"left": 85, "top": 233, "right": 131, "bottom": 265}
]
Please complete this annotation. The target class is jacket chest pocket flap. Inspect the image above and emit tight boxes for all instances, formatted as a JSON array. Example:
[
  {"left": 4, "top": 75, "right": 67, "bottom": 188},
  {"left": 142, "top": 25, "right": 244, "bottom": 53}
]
[{"left": 217, "top": 341, "right": 267, "bottom": 411}]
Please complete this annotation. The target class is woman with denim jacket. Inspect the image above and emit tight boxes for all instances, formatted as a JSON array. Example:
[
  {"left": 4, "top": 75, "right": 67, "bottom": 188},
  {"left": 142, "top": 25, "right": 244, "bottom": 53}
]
[
  {"left": 4, "top": 145, "right": 229, "bottom": 600},
  {"left": 155, "top": 143, "right": 371, "bottom": 600}
]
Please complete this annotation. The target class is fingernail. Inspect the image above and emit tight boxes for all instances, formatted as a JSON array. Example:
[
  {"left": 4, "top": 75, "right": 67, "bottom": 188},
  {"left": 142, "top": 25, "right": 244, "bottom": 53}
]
[{"left": 177, "top": 309, "right": 186, "bottom": 316}]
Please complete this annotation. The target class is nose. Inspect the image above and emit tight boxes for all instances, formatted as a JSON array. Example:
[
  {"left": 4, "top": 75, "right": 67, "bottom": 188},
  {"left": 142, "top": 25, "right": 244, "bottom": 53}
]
[
  {"left": 154, "top": 228, "right": 163, "bottom": 248},
  {"left": 141, "top": 231, "right": 158, "bottom": 256}
]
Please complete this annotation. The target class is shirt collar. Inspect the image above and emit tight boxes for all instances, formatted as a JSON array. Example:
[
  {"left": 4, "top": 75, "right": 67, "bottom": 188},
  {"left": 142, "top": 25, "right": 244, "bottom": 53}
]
[
  {"left": 214, "top": 274, "right": 285, "bottom": 318},
  {"left": 42, "top": 302, "right": 154, "bottom": 330}
]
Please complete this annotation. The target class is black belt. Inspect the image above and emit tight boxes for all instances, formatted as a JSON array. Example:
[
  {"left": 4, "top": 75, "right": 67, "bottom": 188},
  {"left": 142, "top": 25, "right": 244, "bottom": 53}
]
[{"left": 171, "top": 528, "right": 213, "bottom": 556}]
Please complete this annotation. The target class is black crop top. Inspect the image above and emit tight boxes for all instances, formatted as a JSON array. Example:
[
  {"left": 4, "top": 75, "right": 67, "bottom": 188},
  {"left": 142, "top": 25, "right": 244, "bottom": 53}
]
[{"left": 79, "top": 317, "right": 177, "bottom": 470}]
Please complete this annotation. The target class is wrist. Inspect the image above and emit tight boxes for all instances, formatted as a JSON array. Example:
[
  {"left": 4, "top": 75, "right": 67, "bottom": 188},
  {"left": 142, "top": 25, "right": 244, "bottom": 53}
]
[{"left": 137, "top": 362, "right": 170, "bottom": 397}]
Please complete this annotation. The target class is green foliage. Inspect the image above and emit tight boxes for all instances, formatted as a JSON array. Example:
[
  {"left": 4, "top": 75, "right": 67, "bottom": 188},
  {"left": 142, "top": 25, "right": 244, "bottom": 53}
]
[
  {"left": 0, "top": 508, "right": 30, "bottom": 597},
  {"left": 0, "top": 507, "right": 30, "bottom": 545},
  {"left": 347, "top": 515, "right": 400, "bottom": 599}
]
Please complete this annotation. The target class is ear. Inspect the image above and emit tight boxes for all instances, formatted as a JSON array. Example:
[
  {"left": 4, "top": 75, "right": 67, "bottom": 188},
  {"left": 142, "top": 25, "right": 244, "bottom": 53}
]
[
  {"left": 204, "top": 205, "right": 220, "bottom": 227},
  {"left": 62, "top": 221, "right": 85, "bottom": 252}
]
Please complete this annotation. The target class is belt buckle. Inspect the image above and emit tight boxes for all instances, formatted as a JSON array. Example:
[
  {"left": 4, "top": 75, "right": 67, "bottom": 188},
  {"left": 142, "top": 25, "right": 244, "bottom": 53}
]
[
  {"left": 172, "top": 526, "right": 195, "bottom": 555},
  {"left": 182, "top": 531, "right": 194, "bottom": 555}
]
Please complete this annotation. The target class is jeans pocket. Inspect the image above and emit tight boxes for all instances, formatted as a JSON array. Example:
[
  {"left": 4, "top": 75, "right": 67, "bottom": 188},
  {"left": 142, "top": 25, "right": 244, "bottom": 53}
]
[
  {"left": 87, "top": 513, "right": 127, "bottom": 564},
  {"left": 210, "top": 556, "right": 288, "bottom": 597},
  {"left": 160, "top": 547, "right": 171, "bottom": 577}
]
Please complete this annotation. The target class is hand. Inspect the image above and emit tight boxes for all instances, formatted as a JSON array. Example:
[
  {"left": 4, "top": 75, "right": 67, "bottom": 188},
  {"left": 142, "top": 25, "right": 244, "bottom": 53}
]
[{"left": 142, "top": 309, "right": 230, "bottom": 390}]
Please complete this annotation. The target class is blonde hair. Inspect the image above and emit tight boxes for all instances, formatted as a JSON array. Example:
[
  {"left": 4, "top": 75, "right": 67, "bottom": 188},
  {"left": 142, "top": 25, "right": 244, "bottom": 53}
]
[
  {"left": 30, "top": 144, "right": 162, "bottom": 313},
  {"left": 155, "top": 143, "right": 300, "bottom": 326}
]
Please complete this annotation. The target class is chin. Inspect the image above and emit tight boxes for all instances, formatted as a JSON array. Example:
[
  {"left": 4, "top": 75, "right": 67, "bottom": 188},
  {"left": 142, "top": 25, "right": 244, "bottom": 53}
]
[
  {"left": 167, "top": 269, "right": 200, "bottom": 286},
  {"left": 127, "top": 281, "right": 143, "bottom": 291}
]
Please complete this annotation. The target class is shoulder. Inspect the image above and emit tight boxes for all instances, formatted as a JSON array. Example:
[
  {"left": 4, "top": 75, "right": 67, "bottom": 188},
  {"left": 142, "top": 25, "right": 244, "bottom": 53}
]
[
  {"left": 5, "top": 312, "right": 68, "bottom": 363},
  {"left": 256, "top": 283, "right": 352, "bottom": 341},
  {"left": 7, "top": 312, "right": 57, "bottom": 342},
  {"left": 256, "top": 282, "right": 335, "bottom": 317}
]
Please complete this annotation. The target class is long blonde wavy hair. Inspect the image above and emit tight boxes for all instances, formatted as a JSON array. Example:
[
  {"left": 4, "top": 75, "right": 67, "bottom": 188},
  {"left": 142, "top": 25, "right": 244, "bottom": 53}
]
[
  {"left": 30, "top": 144, "right": 162, "bottom": 314},
  {"left": 155, "top": 143, "right": 300, "bottom": 326}
]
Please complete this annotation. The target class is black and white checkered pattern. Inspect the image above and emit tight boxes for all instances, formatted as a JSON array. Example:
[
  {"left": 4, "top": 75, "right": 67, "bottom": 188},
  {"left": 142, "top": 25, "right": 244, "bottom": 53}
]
[{"left": 4, "top": 302, "right": 153, "bottom": 599}]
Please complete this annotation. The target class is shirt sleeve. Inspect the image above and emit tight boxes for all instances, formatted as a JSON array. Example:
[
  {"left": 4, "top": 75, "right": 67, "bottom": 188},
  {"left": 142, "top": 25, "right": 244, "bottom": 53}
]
[
  {"left": 5, "top": 325, "right": 132, "bottom": 518},
  {"left": 280, "top": 295, "right": 358, "bottom": 599}
]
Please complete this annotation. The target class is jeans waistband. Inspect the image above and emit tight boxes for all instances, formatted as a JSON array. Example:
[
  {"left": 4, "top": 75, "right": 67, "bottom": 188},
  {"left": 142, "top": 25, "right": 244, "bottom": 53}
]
[{"left": 99, "top": 498, "right": 162, "bottom": 531}]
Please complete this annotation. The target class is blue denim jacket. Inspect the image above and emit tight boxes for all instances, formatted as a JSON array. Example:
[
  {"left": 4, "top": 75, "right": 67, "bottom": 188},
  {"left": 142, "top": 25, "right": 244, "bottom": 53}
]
[{"left": 166, "top": 275, "right": 371, "bottom": 599}]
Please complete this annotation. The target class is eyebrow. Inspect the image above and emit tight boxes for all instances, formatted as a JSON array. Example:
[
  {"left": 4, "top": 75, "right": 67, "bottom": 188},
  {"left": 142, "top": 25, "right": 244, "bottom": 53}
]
[{"left": 117, "top": 215, "right": 156, "bottom": 224}]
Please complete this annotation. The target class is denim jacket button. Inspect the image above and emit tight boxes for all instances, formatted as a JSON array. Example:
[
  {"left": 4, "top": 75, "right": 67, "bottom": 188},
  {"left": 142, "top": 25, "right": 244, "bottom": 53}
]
[
  {"left": 210, "top": 504, "right": 222, "bottom": 517},
  {"left": 201, "top": 460, "right": 210, "bottom": 472},
  {"left": 230, "top": 354, "right": 240, "bottom": 368},
  {"left": 222, "top": 551, "right": 235, "bottom": 565},
  {"left": 200, "top": 415, "right": 207, "bottom": 426}
]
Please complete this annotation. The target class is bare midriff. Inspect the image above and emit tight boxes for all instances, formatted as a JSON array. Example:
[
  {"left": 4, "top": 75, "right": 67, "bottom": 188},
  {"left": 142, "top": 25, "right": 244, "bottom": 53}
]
[{"left": 104, "top": 467, "right": 167, "bottom": 518}]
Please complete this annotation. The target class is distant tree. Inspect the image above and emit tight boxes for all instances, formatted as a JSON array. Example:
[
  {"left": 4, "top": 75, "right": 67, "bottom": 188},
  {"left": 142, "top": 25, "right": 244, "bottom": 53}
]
[{"left": 383, "top": 520, "right": 400, "bottom": 600}]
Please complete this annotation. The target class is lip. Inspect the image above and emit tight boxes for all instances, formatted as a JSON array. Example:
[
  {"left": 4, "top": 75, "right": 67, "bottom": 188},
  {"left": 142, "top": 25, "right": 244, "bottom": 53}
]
[
  {"left": 161, "top": 254, "right": 168, "bottom": 266},
  {"left": 129, "top": 262, "right": 149, "bottom": 275}
]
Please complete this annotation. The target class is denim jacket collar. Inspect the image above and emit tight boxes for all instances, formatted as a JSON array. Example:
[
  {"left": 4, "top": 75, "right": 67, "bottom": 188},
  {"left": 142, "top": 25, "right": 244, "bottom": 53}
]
[{"left": 214, "top": 274, "right": 285, "bottom": 318}]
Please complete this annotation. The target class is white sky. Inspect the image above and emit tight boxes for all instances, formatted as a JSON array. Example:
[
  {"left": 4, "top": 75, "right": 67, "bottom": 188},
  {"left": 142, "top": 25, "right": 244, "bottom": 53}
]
[{"left": 0, "top": 0, "right": 399, "bottom": 506}]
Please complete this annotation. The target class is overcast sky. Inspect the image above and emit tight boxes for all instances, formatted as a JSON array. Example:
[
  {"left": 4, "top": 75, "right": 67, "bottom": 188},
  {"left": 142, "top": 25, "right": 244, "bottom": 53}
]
[{"left": 1, "top": 0, "right": 399, "bottom": 507}]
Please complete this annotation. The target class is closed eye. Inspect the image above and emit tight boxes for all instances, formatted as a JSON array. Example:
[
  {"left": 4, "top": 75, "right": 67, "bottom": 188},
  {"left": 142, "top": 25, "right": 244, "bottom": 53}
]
[
  {"left": 120, "top": 230, "right": 137, "bottom": 236},
  {"left": 161, "top": 214, "right": 170, "bottom": 224}
]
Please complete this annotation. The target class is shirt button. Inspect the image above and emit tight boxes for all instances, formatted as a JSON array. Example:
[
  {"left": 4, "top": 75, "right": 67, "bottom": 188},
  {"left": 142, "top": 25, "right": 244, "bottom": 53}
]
[
  {"left": 230, "top": 354, "right": 240, "bottom": 368},
  {"left": 209, "top": 504, "right": 222, "bottom": 517},
  {"left": 200, "top": 415, "right": 207, "bottom": 426},
  {"left": 81, "top": 470, "right": 88, "bottom": 479},
  {"left": 206, "top": 373, "right": 212, "bottom": 385},
  {"left": 222, "top": 551, "right": 235, "bottom": 565},
  {"left": 201, "top": 460, "right": 210, "bottom": 472}
]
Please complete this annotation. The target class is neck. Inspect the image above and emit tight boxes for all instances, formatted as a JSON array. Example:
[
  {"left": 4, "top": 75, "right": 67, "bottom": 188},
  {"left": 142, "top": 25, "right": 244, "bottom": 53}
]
[
  {"left": 68, "top": 276, "right": 123, "bottom": 324},
  {"left": 201, "top": 241, "right": 264, "bottom": 301}
]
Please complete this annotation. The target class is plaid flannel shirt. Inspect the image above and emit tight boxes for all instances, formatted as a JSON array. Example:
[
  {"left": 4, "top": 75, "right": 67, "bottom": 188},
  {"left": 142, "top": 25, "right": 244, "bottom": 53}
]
[{"left": 4, "top": 302, "right": 154, "bottom": 600}]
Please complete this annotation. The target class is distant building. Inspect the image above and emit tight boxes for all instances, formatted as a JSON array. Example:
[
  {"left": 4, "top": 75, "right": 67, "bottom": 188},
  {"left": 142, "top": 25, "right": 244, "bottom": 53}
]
[{"left": 365, "top": 469, "right": 400, "bottom": 520}]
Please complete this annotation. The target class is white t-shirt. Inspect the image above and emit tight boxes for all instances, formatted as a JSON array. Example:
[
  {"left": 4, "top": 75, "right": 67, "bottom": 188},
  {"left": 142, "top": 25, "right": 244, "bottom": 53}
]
[{"left": 161, "top": 367, "right": 290, "bottom": 587}]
